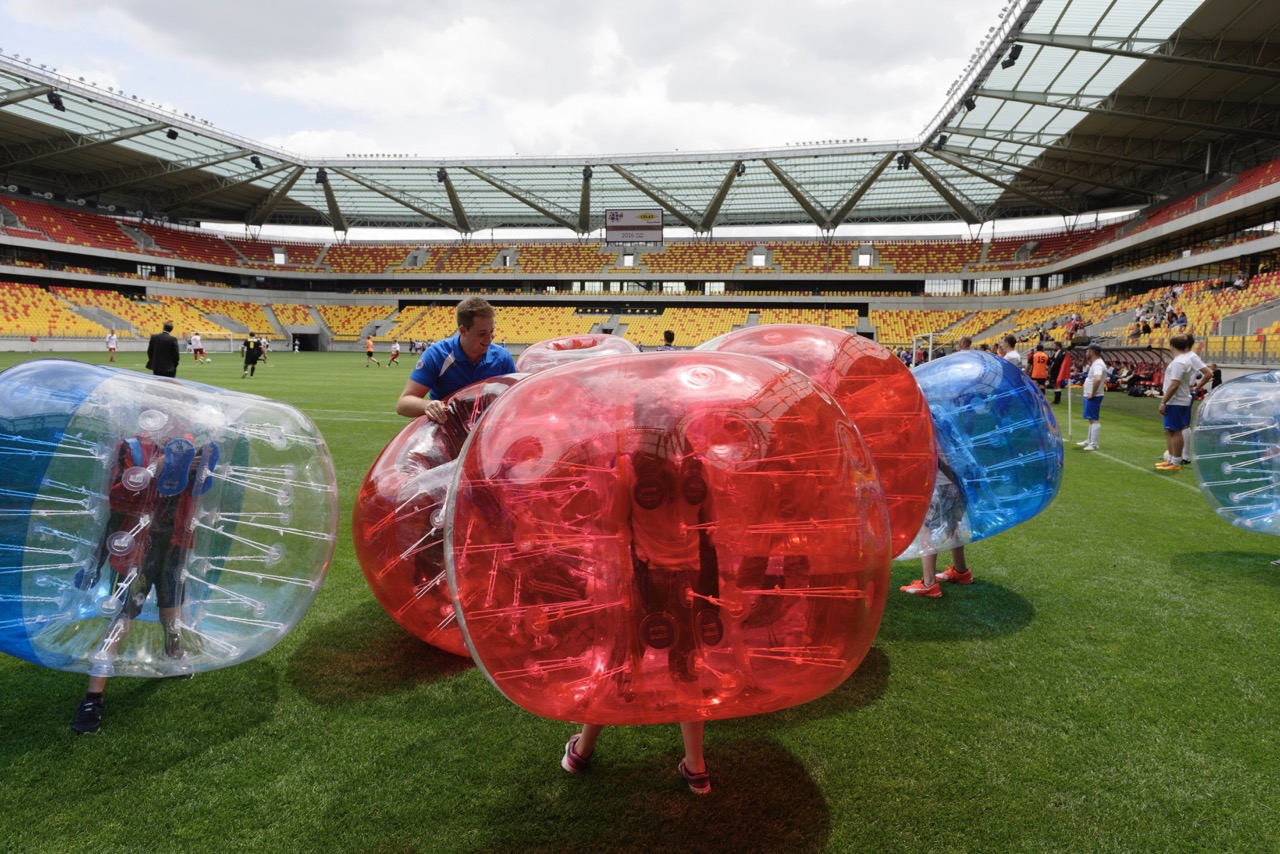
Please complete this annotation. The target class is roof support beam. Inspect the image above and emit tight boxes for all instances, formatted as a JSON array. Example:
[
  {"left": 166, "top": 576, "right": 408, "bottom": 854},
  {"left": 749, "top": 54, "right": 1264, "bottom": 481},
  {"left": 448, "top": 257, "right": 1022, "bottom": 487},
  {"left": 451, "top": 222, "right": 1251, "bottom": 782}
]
[
  {"left": 0, "top": 121, "right": 168, "bottom": 171},
  {"left": 247, "top": 167, "right": 306, "bottom": 226},
  {"left": 949, "top": 147, "right": 1150, "bottom": 196},
  {"left": 578, "top": 169, "right": 592, "bottom": 234},
  {"left": 0, "top": 83, "right": 54, "bottom": 108},
  {"left": 151, "top": 163, "right": 293, "bottom": 210},
  {"left": 976, "top": 89, "right": 1280, "bottom": 141},
  {"left": 320, "top": 176, "right": 347, "bottom": 233},
  {"left": 926, "top": 150, "right": 1074, "bottom": 216},
  {"left": 608, "top": 165, "right": 701, "bottom": 232},
  {"left": 463, "top": 167, "right": 577, "bottom": 231},
  {"left": 908, "top": 155, "right": 981, "bottom": 224},
  {"left": 697, "top": 162, "right": 742, "bottom": 232},
  {"left": 439, "top": 172, "right": 472, "bottom": 234},
  {"left": 941, "top": 128, "right": 1201, "bottom": 172},
  {"left": 1016, "top": 33, "right": 1280, "bottom": 80},
  {"left": 826, "top": 152, "right": 897, "bottom": 229},
  {"left": 69, "top": 149, "right": 252, "bottom": 197},
  {"left": 762, "top": 159, "right": 830, "bottom": 229},
  {"left": 331, "top": 168, "right": 459, "bottom": 230}
]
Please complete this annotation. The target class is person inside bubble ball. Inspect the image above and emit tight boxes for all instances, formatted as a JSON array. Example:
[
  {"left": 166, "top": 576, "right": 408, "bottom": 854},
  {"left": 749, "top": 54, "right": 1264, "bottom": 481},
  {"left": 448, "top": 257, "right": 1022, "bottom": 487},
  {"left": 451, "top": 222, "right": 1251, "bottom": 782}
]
[
  {"left": 71, "top": 412, "right": 216, "bottom": 734},
  {"left": 396, "top": 297, "right": 515, "bottom": 423},
  {"left": 560, "top": 434, "right": 719, "bottom": 795}
]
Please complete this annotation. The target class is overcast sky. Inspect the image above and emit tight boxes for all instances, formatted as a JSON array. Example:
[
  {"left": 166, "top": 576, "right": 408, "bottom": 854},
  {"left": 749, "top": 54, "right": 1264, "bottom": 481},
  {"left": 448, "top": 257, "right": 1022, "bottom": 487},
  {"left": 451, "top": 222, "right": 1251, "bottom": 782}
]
[{"left": 1, "top": 0, "right": 1012, "bottom": 159}]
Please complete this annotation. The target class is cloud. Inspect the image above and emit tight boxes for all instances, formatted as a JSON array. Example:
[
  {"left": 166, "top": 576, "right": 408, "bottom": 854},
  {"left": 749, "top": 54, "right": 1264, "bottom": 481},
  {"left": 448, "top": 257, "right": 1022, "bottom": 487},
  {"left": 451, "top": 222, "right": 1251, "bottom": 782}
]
[{"left": 4, "top": 0, "right": 1007, "bottom": 155}]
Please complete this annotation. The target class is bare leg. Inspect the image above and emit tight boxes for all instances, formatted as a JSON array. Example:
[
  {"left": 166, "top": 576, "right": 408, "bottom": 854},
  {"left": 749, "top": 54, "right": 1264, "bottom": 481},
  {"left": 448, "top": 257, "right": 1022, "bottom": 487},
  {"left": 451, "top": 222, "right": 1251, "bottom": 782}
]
[
  {"left": 679, "top": 721, "right": 705, "bottom": 774},
  {"left": 951, "top": 546, "right": 968, "bottom": 573},
  {"left": 576, "top": 723, "right": 604, "bottom": 759},
  {"left": 920, "top": 552, "right": 938, "bottom": 586}
]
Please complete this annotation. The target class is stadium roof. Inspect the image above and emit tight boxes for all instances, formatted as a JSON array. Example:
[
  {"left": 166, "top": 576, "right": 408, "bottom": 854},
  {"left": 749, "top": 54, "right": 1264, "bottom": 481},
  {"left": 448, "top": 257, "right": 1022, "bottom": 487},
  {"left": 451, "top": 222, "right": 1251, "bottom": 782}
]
[{"left": 1, "top": 0, "right": 1277, "bottom": 234}]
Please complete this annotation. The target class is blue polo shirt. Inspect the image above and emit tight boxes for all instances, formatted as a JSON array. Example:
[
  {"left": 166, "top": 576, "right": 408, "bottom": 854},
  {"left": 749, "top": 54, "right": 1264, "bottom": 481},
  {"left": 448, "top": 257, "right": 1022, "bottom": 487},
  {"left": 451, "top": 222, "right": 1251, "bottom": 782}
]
[{"left": 408, "top": 334, "right": 516, "bottom": 400}]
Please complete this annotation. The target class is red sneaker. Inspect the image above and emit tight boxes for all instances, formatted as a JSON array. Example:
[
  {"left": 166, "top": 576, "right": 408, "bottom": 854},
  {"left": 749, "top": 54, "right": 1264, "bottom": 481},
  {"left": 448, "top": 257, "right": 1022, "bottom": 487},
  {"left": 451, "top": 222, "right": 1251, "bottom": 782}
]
[
  {"left": 937, "top": 566, "right": 973, "bottom": 585},
  {"left": 899, "top": 579, "right": 941, "bottom": 597}
]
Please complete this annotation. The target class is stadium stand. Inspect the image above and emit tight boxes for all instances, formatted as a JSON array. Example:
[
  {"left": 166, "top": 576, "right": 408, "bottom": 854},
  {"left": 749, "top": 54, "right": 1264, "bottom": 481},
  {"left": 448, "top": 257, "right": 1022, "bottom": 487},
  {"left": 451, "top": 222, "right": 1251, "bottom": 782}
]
[
  {"left": 181, "top": 296, "right": 276, "bottom": 336},
  {"left": 271, "top": 303, "right": 316, "bottom": 326},
  {"left": 641, "top": 243, "right": 749, "bottom": 275},
  {"left": 512, "top": 243, "right": 616, "bottom": 275},
  {"left": 324, "top": 243, "right": 413, "bottom": 274},
  {"left": 868, "top": 309, "right": 968, "bottom": 347},
  {"left": 432, "top": 244, "right": 501, "bottom": 274},
  {"left": 0, "top": 281, "right": 108, "bottom": 338},
  {"left": 135, "top": 223, "right": 244, "bottom": 267},
  {"left": 875, "top": 240, "right": 982, "bottom": 274},
  {"left": 492, "top": 305, "right": 598, "bottom": 344},
  {"left": 316, "top": 304, "right": 396, "bottom": 339},
  {"left": 621, "top": 307, "right": 749, "bottom": 348}
]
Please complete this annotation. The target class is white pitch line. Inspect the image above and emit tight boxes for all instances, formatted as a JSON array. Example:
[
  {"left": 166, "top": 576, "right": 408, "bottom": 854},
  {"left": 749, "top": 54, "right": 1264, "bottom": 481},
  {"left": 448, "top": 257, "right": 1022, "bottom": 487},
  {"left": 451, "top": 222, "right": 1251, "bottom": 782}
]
[{"left": 1081, "top": 449, "right": 1202, "bottom": 494}]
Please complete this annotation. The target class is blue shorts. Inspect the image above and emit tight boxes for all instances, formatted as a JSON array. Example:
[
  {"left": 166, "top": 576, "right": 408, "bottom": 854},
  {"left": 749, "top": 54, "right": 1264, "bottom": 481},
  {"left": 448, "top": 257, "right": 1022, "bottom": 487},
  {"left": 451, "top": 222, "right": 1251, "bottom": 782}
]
[
  {"left": 1082, "top": 396, "right": 1103, "bottom": 421},
  {"left": 1163, "top": 404, "right": 1191, "bottom": 431}
]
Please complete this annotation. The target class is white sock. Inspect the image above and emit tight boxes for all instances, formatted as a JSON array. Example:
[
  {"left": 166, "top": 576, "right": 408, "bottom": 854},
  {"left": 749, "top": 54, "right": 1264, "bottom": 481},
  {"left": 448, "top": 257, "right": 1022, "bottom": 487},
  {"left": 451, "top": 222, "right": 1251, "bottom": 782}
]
[
  {"left": 1088, "top": 422, "right": 1100, "bottom": 446},
  {"left": 1181, "top": 428, "right": 1191, "bottom": 461}
]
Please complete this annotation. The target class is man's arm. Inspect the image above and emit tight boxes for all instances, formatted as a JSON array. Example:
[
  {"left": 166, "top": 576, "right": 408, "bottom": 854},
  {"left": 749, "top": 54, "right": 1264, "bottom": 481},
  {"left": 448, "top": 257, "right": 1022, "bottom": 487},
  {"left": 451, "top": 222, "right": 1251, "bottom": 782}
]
[{"left": 397, "top": 377, "right": 447, "bottom": 422}]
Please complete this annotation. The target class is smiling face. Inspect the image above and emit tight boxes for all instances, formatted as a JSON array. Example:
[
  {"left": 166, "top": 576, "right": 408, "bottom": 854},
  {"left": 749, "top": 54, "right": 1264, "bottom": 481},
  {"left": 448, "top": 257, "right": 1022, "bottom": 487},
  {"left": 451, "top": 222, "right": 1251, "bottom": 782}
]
[{"left": 459, "top": 314, "right": 496, "bottom": 363}]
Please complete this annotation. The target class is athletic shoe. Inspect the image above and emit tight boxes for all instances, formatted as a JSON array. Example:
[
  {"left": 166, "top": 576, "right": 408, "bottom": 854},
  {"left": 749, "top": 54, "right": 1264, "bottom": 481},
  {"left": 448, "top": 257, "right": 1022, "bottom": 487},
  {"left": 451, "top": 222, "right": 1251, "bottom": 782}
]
[
  {"left": 1155, "top": 462, "right": 1182, "bottom": 472},
  {"left": 899, "top": 578, "right": 942, "bottom": 597},
  {"left": 71, "top": 697, "right": 103, "bottom": 734},
  {"left": 561, "top": 734, "right": 591, "bottom": 773},
  {"left": 1181, "top": 459, "right": 1192, "bottom": 465},
  {"left": 937, "top": 566, "right": 973, "bottom": 585},
  {"left": 1075, "top": 440, "right": 1090, "bottom": 447},
  {"left": 679, "top": 759, "right": 711, "bottom": 795},
  {"left": 1082, "top": 444, "right": 1098, "bottom": 451}
]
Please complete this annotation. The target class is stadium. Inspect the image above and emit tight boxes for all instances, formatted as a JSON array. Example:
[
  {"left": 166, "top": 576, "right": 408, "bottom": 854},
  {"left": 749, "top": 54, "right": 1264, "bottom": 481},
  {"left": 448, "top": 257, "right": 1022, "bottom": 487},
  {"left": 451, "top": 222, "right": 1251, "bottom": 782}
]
[{"left": 2, "top": 0, "right": 1280, "bottom": 850}]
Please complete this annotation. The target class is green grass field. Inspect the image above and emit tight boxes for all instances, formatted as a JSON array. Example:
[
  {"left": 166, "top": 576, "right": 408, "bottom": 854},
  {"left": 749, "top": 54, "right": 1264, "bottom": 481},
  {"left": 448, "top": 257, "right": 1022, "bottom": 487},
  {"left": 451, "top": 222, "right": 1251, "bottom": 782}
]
[{"left": 2, "top": 350, "right": 1279, "bottom": 853}]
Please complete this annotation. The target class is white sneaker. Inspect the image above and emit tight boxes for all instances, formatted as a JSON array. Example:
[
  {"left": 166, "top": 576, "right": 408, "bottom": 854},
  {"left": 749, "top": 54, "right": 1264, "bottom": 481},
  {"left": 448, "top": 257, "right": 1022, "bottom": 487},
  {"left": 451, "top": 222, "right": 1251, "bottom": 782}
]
[
  {"left": 1076, "top": 440, "right": 1090, "bottom": 446},
  {"left": 1082, "top": 444, "right": 1097, "bottom": 451}
]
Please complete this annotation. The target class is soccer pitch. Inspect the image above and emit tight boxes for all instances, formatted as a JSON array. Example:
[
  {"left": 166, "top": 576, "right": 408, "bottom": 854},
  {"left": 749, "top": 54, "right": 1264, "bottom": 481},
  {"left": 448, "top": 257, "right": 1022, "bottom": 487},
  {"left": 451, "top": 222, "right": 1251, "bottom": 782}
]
[{"left": 1, "top": 350, "right": 1278, "bottom": 852}]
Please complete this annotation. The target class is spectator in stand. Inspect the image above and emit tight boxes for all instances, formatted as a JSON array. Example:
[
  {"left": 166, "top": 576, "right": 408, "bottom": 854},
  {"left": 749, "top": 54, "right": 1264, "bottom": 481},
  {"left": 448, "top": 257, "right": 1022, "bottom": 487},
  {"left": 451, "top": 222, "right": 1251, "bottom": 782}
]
[
  {"left": 1077, "top": 344, "right": 1106, "bottom": 452},
  {"left": 105, "top": 330, "right": 118, "bottom": 364}
]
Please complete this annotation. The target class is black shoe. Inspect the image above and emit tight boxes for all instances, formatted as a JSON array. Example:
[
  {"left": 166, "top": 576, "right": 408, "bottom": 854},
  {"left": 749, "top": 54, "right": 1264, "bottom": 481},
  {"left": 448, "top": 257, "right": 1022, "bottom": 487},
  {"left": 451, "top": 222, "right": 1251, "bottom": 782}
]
[{"left": 71, "top": 698, "right": 103, "bottom": 734}]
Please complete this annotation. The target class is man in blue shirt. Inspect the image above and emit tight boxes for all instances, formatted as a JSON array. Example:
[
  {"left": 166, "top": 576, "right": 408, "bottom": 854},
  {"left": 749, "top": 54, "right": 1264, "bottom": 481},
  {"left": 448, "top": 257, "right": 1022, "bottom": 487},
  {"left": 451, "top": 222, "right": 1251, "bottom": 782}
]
[{"left": 396, "top": 297, "right": 516, "bottom": 423}]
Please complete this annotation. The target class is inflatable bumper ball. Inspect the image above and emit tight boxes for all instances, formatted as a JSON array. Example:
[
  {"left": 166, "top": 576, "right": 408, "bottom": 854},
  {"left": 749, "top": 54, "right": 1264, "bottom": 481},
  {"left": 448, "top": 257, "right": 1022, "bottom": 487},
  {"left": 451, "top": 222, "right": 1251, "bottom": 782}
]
[
  {"left": 0, "top": 360, "right": 339, "bottom": 678},
  {"left": 902, "top": 350, "right": 1063, "bottom": 557},
  {"left": 1192, "top": 371, "right": 1280, "bottom": 534},
  {"left": 353, "top": 375, "right": 523, "bottom": 656},
  {"left": 446, "top": 352, "right": 892, "bottom": 725},
  {"left": 516, "top": 334, "right": 639, "bottom": 375},
  {"left": 698, "top": 324, "right": 936, "bottom": 557}
]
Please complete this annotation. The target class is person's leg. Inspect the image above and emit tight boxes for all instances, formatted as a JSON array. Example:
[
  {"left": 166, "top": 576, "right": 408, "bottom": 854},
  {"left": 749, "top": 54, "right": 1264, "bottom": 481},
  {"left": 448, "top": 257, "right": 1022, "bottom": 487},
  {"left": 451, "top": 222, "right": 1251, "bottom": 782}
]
[
  {"left": 921, "top": 552, "right": 938, "bottom": 587},
  {"left": 562, "top": 723, "right": 602, "bottom": 772},
  {"left": 679, "top": 721, "right": 706, "bottom": 774},
  {"left": 1169, "top": 428, "right": 1184, "bottom": 461},
  {"left": 1181, "top": 427, "right": 1192, "bottom": 463},
  {"left": 1087, "top": 417, "right": 1100, "bottom": 448}
]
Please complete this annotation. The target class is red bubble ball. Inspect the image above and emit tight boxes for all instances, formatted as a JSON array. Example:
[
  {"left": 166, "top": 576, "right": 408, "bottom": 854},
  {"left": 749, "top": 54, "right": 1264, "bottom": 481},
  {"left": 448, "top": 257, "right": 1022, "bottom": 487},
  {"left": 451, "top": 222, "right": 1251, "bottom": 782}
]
[
  {"left": 446, "top": 352, "right": 891, "bottom": 725},
  {"left": 353, "top": 375, "right": 522, "bottom": 656},
  {"left": 516, "top": 333, "right": 639, "bottom": 375},
  {"left": 698, "top": 324, "right": 936, "bottom": 557}
]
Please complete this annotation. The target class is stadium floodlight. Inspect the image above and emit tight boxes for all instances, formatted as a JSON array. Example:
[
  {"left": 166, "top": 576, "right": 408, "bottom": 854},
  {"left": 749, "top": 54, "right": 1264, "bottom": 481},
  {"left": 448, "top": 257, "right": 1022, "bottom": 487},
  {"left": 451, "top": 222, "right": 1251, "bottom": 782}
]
[
  {"left": 46, "top": 92, "right": 65, "bottom": 112},
  {"left": 166, "top": 129, "right": 179, "bottom": 140},
  {"left": 934, "top": 135, "right": 948, "bottom": 151},
  {"left": 582, "top": 166, "right": 593, "bottom": 181},
  {"left": 250, "top": 155, "right": 264, "bottom": 169},
  {"left": 436, "top": 168, "right": 448, "bottom": 183},
  {"left": 734, "top": 162, "right": 747, "bottom": 177},
  {"left": 315, "top": 168, "right": 328, "bottom": 184},
  {"left": 896, "top": 153, "right": 911, "bottom": 171},
  {"left": 964, "top": 96, "right": 977, "bottom": 111},
  {"left": 1001, "top": 45, "right": 1022, "bottom": 69}
]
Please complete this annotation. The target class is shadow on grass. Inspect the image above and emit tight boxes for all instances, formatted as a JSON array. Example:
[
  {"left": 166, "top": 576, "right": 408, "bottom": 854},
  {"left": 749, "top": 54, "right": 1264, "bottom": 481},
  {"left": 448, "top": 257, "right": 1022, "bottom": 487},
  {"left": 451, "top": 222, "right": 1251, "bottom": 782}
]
[
  {"left": 287, "top": 599, "right": 472, "bottom": 706},
  {"left": 1171, "top": 549, "right": 1280, "bottom": 582},
  {"left": 454, "top": 737, "right": 828, "bottom": 854},
  {"left": 877, "top": 580, "right": 1035, "bottom": 642},
  {"left": 0, "top": 656, "right": 278, "bottom": 773}
]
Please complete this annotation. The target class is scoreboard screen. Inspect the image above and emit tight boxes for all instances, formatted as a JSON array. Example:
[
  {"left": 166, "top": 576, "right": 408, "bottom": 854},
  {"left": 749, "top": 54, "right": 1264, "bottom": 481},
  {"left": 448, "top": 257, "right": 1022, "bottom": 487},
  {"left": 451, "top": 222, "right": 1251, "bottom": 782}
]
[{"left": 605, "top": 209, "right": 663, "bottom": 243}]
